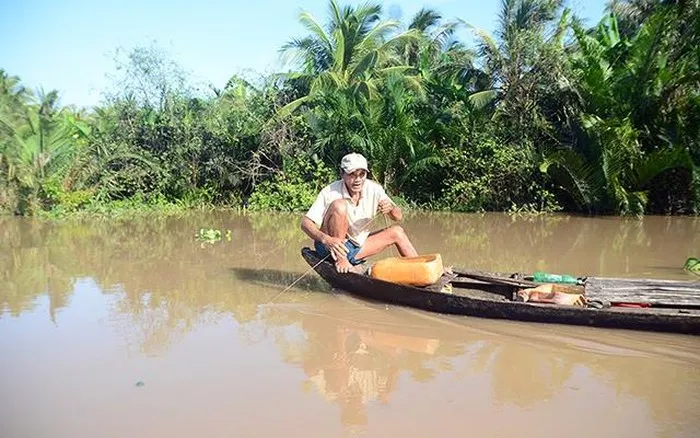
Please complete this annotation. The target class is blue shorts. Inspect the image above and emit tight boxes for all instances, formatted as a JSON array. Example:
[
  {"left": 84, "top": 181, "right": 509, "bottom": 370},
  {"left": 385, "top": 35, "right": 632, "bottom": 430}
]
[{"left": 314, "top": 239, "right": 365, "bottom": 265}]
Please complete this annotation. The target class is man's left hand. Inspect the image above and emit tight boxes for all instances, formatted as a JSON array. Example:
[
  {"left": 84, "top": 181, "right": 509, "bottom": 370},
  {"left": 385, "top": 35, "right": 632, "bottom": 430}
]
[{"left": 378, "top": 199, "right": 394, "bottom": 215}]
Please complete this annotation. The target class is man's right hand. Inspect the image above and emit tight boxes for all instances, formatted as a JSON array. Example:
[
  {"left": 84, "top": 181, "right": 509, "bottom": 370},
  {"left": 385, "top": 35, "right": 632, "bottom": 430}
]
[{"left": 323, "top": 236, "right": 348, "bottom": 260}]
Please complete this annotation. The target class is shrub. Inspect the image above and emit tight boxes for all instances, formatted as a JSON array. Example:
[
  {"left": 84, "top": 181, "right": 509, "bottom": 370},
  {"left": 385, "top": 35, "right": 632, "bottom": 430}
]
[
  {"left": 247, "top": 154, "right": 336, "bottom": 212},
  {"left": 430, "top": 135, "right": 560, "bottom": 213}
]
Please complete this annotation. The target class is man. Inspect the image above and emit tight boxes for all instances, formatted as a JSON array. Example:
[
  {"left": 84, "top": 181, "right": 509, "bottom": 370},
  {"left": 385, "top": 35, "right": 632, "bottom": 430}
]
[{"left": 301, "top": 152, "right": 418, "bottom": 273}]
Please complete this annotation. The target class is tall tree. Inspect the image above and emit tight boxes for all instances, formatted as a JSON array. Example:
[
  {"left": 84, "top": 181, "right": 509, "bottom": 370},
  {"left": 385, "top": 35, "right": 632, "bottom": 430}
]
[
  {"left": 606, "top": 0, "right": 666, "bottom": 37},
  {"left": 276, "top": 0, "right": 423, "bottom": 167},
  {"left": 279, "top": 0, "right": 421, "bottom": 108},
  {"left": 464, "top": 0, "right": 573, "bottom": 139},
  {"left": 540, "top": 7, "right": 699, "bottom": 214}
]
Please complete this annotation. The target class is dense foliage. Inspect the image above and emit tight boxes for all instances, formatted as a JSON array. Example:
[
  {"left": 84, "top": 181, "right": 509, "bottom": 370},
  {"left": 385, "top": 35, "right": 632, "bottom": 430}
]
[{"left": 1, "top": 0, "right": 698, "bottom": 217}]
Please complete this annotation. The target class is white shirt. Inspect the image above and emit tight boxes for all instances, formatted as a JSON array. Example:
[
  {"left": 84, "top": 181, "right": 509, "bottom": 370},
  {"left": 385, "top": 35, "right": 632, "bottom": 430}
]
[{"left": 305, "top": 179, "right": 391, "bottom": 246}]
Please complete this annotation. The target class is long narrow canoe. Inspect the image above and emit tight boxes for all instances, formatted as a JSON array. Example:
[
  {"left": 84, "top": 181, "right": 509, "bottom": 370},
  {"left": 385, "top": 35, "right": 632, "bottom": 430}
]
[{"left": 300, "top": 247, "right": 700, "bottom": 335}]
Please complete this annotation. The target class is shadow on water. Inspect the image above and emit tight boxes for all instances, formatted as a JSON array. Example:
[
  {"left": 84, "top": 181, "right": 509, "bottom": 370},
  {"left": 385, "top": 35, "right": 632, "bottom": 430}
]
[{"left": 230, "top": 267, "right": 332, "bottom": 294}]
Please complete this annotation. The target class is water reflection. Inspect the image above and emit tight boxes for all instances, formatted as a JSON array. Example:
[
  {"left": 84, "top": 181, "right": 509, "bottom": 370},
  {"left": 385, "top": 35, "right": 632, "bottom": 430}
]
[
  {"left": 1, "top": 211, "right": 699, "bottom": 350},
  {"left": 1, "top": 212, "right": 699, "bottom": 437},
  {"left": 0, "top": 218, "right": 73, "bottom": 322},
  {"left": 406, "top": 212, "right": 700, "bottom": 278},
  {"left": 263, "top": 302, "right": 459, "bottom": 430},
  {"left": 263, "top": 299, "right": 699, "bottom": 436},
  {"left": 0, "top": 212, "right": 314, "bottom": 354}
]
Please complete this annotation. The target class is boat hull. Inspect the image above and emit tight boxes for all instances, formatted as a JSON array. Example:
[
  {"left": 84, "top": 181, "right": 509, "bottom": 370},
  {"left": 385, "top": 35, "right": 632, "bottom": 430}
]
[{"left": 301, "top": 247, "right": 700, "bottom": 335}]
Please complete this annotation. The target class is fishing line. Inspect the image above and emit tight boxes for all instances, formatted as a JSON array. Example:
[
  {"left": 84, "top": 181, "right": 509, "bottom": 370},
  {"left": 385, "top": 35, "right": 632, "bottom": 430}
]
[{"left": 383, "top": 213, "right": 397, "bottom": 258}]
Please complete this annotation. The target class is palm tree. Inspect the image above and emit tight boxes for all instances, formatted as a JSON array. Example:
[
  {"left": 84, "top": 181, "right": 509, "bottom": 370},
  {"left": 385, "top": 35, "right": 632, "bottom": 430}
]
[
  {"left": 400, "top": 9, "right": 492, "bottom": 110},
  {"left": 0, "top": 70, "right": 32, "bottom": 122},
  {"left": 462, "top": 0, "right": 573, "bottom": 131},
  {"left": 354, "top": 73, "right": 442, "bottom": 192},
  {"left": 401, "top": 8, "right": 465, "bottom": 75},
  {"left": 605, "top": 0, "right": 668, "bottom": 37},
  {"left": 0, "top": 71, "right": 33, "bottom": 206},
  {"left": 275, "top": 0, "right": 427, "bottom": 174},
  {"left": 0, "top": 76, "right": 160, "bottom": 214},
  {"left": 540, "top": 9, "right": 699, "bottom": 214},
  {"left": 277, "top": 0, "right": 422, "bottom": 116},
  {"left": 0, "top": 88, "right": 86, "bottom": 213}
]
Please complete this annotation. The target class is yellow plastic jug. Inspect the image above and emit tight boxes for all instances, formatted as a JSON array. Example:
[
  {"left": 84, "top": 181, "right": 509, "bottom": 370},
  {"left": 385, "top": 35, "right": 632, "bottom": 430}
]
[{"left": 370, "top": 253, "right": 443, "bottom": 287}]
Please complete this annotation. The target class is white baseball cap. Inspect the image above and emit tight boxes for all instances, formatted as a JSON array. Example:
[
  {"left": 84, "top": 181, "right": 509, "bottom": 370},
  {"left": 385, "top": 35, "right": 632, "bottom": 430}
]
[{"left": 340, "top": 153, "right": 368, "bottom": 174}]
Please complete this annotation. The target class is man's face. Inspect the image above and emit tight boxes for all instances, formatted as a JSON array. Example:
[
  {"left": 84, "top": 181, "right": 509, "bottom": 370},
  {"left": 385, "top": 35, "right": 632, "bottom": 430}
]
[{"left": 342, "top": 169, "right": 367, "bottom": 195}]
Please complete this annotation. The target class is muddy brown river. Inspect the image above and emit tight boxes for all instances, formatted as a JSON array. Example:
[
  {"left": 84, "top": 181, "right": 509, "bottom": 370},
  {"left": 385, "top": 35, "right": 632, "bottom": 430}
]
[{"left": 1, "top": 211, "right": 699, "bottom": 437}]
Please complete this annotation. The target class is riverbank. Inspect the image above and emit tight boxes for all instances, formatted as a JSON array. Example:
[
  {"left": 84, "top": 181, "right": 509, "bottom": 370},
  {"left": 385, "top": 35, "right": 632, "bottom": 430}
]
[{"left": 2, "top": 2, "right": 698, "bottom": 219}]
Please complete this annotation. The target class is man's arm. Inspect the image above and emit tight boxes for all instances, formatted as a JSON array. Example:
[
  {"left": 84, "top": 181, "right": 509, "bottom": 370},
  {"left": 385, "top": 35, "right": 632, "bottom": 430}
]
[
  {"left": 388, "top": 202, "right": 403, "bottom": 221},
  {"left": 300, "top": 216, "right": 328, "bottom": 243},
  {"left": 378, "top": 198, "right": 402, "bottom": 221},
  {"left": 375, "top": 181, "right": 402, "bottom": 221},
  {"left": 300, "top": 216, "right": 349, "bottom": 259},
  {"left": 302, "top": 189, "right": 330, "bottom": 243}
]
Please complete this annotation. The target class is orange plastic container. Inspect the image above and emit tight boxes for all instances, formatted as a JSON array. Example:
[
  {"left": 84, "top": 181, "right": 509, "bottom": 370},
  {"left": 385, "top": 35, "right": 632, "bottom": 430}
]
[{"left": 369, "top": 254, "right": 443, "bottom": 287}]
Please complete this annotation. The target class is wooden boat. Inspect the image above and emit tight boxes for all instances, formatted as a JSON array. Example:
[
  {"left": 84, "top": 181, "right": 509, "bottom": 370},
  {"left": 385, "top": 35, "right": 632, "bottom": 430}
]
[{"left": 300, "top": 247, "right": 700, "bottom": 335}]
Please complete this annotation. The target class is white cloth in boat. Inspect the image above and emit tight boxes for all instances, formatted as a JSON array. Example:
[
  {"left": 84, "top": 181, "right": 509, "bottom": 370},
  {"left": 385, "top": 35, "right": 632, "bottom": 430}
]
[{"left": 305, "top": 179, "right": 392, "bottom": 246}]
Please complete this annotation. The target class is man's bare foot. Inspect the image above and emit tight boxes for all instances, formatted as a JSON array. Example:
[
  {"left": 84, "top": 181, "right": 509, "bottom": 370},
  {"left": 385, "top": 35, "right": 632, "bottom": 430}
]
[{"left": 335, "top": 257, "right": 353, "bottom": 273}]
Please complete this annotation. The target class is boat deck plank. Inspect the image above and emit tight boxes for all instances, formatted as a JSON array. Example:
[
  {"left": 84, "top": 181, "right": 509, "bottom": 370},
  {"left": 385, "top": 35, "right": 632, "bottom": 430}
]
[{"left": 585, "top": 277, "right": 700, "bottom": 306}]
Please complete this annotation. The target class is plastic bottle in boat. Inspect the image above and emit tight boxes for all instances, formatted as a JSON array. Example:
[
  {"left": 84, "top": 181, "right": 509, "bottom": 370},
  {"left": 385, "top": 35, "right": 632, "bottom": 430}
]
[{"left": 532, "top": 271, "right": 579, "bottom": 284}]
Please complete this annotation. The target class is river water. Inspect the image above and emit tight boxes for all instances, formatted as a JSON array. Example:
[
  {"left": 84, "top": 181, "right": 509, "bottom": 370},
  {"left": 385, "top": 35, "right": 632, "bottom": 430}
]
[{"left": 1, "top": 211, "right": 699, "bottom": 437}]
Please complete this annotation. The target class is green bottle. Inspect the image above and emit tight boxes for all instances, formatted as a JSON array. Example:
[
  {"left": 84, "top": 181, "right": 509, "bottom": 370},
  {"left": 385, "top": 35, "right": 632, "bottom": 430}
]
[
  {"left": 684, "top": 257, "right": 700, "bottom": 275},
  {"left": 533, "top": 271, "right": 579, "bottom": 284}
]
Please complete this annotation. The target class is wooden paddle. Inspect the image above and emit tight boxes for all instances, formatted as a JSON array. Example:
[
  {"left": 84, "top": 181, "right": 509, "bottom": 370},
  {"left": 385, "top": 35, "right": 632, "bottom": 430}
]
[{"left": 450, "top": 267, "right": 538, "bottom": 288}]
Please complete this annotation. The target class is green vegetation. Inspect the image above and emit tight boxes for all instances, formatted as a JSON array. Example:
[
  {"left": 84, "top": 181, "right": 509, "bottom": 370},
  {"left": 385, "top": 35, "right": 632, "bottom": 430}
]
[
  {"left": 196, "top": 228, "right": 233, "bottom": 245},
  {"left": 685, "top": 257, "right": 700, "bottom": 275},
  {"left": 1, "top": 0, "right": 698, "bottom": 217}
]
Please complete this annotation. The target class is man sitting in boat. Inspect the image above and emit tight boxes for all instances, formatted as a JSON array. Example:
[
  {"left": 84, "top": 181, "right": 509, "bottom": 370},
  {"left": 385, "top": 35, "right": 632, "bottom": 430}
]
[{"left": 301, "top": 152, "right": 418, "bottom": 273}]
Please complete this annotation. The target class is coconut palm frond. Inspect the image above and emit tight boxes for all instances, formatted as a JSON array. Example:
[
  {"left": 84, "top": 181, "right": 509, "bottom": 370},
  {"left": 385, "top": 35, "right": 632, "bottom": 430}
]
[
  {"left": 409, "top": 8, "right": 442, "bottom": 32},
  {"left": 468, "top": 89, "right": 498, "bottom": 109}
]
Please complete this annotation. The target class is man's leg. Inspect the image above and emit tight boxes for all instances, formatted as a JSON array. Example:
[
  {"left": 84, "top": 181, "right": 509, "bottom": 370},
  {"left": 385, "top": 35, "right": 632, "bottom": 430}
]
[
  {"left": 355, "top": 225, "right": 418, "bottom": 260},
  {"left": 321, "top": 199, "right": 349, "bottom": 238},
  {"left": 320, "top": 199, "right": 354, "bottom": 272}
]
